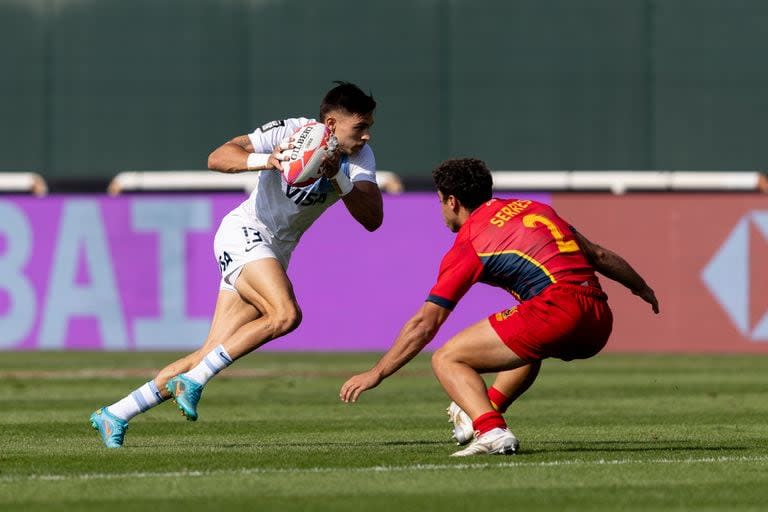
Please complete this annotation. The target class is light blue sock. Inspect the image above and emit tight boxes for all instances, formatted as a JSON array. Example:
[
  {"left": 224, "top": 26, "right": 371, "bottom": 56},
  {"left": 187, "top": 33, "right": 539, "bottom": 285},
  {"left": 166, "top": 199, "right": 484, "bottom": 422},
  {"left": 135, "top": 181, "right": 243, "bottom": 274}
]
[
  {"left": 185, "top": 344, "right": 234, "bottom": 385},
  {"left": 107, "top": 380, "right": 166, "bottom": 421}
]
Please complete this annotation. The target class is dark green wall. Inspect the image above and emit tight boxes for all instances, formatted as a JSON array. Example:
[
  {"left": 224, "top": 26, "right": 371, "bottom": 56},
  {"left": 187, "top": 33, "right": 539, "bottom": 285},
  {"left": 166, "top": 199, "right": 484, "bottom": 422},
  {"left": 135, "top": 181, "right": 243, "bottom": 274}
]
[{"left": 1, "top": 0, "right": 767, "bottom": 184}]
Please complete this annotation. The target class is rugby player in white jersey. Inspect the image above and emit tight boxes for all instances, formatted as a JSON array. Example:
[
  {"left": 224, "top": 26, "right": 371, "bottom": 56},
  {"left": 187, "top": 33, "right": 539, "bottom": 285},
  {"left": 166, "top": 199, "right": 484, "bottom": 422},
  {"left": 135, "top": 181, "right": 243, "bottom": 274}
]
[{"left": 90, "top": 82, "right": 382, "bottom": 447}]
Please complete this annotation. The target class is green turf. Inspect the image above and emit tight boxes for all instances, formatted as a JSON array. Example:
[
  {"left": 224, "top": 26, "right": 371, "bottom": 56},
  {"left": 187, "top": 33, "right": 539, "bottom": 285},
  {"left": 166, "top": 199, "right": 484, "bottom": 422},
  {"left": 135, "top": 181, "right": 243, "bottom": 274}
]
[{"left": 1, "top": 352, "right": 767, "bottom": 511}]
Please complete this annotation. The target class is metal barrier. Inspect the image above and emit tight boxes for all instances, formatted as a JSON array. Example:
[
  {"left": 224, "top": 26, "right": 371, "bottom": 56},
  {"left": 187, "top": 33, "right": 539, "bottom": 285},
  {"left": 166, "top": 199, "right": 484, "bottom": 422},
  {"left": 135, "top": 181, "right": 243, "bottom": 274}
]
[
  {"left": 0, "top": 172, "right": 48, "bottom": 196},
  {"left": 108, "top": 170, "right": 404, "bottom": 195},
  {"left": 491, "top": 171, "right": 768, "bottom": 194}
]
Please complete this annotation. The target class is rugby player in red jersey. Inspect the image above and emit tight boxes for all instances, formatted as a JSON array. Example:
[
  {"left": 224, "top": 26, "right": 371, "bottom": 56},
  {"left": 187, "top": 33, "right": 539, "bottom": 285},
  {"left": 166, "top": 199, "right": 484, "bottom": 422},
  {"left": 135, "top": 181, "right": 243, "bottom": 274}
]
[{"left": 340, "top": 158, "right": 658, "bottom": 456}]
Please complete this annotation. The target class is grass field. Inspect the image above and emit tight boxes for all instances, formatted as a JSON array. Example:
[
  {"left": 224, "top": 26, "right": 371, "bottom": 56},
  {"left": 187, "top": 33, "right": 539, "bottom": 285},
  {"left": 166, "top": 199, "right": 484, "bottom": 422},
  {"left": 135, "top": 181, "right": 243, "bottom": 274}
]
[{"left": 1, "top": 352, "right": 767, "bottom": 511}]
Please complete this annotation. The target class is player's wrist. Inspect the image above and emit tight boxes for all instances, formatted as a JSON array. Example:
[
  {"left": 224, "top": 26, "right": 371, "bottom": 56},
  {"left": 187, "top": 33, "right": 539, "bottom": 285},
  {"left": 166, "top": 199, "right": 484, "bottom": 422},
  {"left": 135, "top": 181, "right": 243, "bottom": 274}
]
[
  {"left": 331, "top": 171, "right": 353, "bottom": 196},
  {"left": 246, "top": 153, "right": 271, "bottom": 170}
]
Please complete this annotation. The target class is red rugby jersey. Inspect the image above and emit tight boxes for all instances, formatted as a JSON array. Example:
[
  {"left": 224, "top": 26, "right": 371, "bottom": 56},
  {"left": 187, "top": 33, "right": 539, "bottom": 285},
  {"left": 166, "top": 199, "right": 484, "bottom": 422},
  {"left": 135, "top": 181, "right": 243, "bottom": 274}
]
[{"left": 427, "top": 198, "right": 599, "bottom": 310}]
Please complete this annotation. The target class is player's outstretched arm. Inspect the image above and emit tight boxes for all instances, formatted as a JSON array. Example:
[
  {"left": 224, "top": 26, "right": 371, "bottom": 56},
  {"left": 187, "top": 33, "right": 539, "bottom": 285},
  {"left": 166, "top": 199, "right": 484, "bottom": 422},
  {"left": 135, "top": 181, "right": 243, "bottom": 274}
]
[
  {"left": 207, "top": 135, "right": 255, "bottom": 173},
  {"left": 573, "top": 230, "right": 660, "bottom": 314},
  {"left": 208, "top": 135, "right": 287, "bottom": 174},
  {"left": 340, "top": 302, "right": 450, "bottom": 402}
]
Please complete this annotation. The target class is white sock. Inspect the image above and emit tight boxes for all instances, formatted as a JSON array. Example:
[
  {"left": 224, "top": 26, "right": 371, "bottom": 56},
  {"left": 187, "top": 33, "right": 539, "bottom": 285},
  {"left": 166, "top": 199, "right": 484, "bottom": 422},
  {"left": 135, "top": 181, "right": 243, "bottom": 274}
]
[
  {"left": 185, "top": 344, "right": 233, "bottom": 385},
  {"left": 106, "top": 380, "right": 166, "bottom": 421}
]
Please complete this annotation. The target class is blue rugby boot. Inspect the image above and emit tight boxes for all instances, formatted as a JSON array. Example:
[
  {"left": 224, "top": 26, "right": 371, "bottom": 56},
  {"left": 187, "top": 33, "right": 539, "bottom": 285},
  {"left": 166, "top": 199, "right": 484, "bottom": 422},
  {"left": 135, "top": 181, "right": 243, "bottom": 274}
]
[
  {"left": 166, "top": 374, "right": 204, "bottom": 421},
  {"left": 90, "top": 407, "right": 128, "bottom": 448}
]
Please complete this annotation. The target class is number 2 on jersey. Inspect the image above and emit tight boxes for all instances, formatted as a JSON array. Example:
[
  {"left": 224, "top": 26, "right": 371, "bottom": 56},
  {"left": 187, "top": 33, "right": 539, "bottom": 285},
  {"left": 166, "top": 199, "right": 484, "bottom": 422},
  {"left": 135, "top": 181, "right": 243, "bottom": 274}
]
[{"left": 522, "top": 214, "right": 580, "bottom": 253}]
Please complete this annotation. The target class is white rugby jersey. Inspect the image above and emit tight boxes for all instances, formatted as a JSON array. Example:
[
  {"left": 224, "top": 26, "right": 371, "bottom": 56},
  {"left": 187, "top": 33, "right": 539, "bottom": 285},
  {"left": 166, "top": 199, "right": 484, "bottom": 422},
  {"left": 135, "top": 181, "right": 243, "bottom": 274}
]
[{"left": 232, "top": 117, "right": 377, "bottom": 243}]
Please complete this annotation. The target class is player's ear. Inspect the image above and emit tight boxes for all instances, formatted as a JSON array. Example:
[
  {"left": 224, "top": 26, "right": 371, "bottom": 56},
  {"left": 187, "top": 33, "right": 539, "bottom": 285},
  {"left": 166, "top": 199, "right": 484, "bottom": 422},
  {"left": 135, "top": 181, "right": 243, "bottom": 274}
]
[{"left": 324, "top": 115, "right": 336, "bottom": 133}]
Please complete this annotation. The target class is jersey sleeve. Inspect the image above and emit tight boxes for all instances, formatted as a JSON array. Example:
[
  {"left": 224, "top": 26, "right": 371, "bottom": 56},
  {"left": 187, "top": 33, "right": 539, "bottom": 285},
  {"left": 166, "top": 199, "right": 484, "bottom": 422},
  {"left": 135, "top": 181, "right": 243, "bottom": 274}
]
[
  {"left": 347, "top": 144, "right": 377, "bottom": 183},
  {"left": 426, "top": 235, "right": 483, "bottom": 310},
  {"left": 247, "top": 117, "right": 310, "bottom": 153}
]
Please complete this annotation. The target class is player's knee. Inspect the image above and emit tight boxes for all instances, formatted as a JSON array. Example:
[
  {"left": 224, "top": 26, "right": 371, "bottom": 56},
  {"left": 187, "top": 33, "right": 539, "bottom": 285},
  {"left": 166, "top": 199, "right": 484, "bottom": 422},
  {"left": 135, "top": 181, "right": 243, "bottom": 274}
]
[
  {"left": 270, "top": 303, "right": 302, "bottom": 337},
  {"left": 431, "top": 346, "right": 454, "bottom": 373}
]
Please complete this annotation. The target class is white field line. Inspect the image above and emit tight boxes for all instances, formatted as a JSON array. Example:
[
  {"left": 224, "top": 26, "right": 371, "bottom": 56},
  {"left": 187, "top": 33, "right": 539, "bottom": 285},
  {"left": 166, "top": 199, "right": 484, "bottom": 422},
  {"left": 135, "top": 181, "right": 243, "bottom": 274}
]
[{"left": 2, "top": 455, "right": 767, "bottom": 484}]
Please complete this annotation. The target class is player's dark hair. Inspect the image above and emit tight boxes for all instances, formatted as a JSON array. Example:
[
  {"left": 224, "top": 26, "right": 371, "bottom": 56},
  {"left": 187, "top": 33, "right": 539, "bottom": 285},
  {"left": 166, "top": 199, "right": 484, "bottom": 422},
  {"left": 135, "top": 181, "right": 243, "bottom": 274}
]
[
  {"left": 432, "top": 158, "right": 494, "bottom": 210},
  {"left": 319, "top": 81, "right": 376, "bottom": 121}
]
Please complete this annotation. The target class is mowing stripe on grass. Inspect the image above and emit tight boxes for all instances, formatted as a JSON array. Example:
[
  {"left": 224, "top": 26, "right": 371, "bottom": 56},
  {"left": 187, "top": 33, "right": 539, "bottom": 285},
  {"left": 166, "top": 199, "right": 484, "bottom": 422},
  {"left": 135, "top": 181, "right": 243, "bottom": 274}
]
[
  {"left": 2, "top": 455, "right": 767, "bottom": 483},
  {"left": 0, "top": 368, "right": 431, "bottom": 379}
]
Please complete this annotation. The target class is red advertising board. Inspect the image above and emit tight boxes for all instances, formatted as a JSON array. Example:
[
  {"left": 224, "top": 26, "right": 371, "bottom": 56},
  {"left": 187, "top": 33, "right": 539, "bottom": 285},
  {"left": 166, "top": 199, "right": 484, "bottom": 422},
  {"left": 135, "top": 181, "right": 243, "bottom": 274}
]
[{"left": 553, "top": 194, "right": 768, "bottom": 352}]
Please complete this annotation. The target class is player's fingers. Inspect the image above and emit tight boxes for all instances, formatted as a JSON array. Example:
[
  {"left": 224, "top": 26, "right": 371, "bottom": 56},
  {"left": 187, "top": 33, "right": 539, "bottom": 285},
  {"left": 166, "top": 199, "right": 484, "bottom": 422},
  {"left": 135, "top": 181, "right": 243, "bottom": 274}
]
[
  {"left": 320, "top": 151, "right": 335, "bottom": 164},
  {"left": 340, "top": 380, "right": 355, "bottom": 402},
  {"left": 271, "top": 149, "right": 290, "bottom": 162},
  {"left": 278, "top": 141, "right": 293, "bottom": 152},
  {"left": 647, "top": 292, "right": 659, "bottom": 314}
]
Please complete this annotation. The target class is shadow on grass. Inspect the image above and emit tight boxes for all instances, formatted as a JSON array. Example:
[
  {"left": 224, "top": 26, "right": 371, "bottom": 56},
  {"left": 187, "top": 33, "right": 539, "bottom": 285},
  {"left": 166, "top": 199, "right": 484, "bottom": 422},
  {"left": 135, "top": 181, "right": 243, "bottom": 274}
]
[
  {"left": 119, "top": 437, "right": 751, "bottom": 455},
  {"left": 126, "top": 438, "right": 447, "bottom": 449},
  {"left": 522, "top": 439, "right": 750, "bottom": 455}
]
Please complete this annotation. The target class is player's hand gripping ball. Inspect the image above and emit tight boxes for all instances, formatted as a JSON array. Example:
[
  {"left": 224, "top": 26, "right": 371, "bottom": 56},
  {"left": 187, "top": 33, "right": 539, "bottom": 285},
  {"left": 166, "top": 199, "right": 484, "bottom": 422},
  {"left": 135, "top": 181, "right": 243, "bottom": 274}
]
[{"left": 280, "top": 122, "right": 337, "bottom": 187}]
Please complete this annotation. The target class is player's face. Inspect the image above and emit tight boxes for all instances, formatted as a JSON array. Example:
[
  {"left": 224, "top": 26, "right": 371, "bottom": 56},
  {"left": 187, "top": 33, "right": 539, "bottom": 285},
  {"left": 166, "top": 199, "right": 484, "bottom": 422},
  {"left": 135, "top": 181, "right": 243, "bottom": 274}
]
[
  {"left": 438, "top": 191, "right": 461, "bottom": 233},
  {"left": 325, "top": 110, "right": 374, "bottom": 155}
]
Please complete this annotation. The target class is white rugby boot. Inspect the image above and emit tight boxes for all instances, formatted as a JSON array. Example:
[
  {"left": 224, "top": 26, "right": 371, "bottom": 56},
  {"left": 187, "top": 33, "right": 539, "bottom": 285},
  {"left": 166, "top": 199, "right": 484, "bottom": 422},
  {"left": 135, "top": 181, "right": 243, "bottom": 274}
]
[
  {"left": 446, "top": 401, "right": 474, "bottom": 446},
  {"left": 451, "top": 427, "right": 519, "bottom": 457}
]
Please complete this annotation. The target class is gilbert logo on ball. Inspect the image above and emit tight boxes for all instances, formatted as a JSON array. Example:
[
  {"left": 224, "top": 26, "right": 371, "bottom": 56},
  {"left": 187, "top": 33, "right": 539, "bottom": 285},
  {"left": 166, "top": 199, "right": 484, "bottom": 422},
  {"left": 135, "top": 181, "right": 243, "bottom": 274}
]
[{"left": 281, "top": 122, "right": 333, "bottom": 187}]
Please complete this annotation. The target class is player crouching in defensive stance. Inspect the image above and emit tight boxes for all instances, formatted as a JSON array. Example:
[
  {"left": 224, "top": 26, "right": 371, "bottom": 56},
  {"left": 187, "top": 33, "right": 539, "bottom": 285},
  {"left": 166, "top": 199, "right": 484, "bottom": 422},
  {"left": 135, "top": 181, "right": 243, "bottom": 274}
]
[
  {"left": 340, "top": 158, "right": 658, "bottom": 456},
  {"left": 90, "top": 82, "right": 382, "bottom": 448}
]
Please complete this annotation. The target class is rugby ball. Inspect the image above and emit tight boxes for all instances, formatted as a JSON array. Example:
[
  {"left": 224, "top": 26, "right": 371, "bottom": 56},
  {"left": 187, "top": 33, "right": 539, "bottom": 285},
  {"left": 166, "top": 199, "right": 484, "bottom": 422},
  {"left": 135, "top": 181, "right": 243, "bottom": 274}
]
[{"left": 281, "top": 122, "right": 332, "bottom": 187}]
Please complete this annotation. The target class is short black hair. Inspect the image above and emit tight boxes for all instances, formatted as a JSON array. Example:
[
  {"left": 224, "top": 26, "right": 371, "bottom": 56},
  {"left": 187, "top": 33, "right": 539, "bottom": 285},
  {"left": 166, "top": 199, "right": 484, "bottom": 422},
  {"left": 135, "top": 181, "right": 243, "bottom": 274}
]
[
  {"left": 432, "top": 158, "right": 494, "bottom": 210},
  {"left": 319, "top": 81, "right": 376, "bottom": 121}
]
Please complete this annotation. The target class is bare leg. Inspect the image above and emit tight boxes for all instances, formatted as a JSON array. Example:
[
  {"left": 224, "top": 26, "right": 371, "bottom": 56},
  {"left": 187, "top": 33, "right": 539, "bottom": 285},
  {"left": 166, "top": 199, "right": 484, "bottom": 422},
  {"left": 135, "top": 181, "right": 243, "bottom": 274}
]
[
  {"left": 152, "top": 288, "right": 261, "bottom": 397},
  {"left": 92, "top": 258, "right": 303, "bottom": 445},
  {"left": 220, "top": 258, "right": 302, "bottom": 358},
  {"left": 153, "top": 257, "right": 301, "bottom": 396},
  {"left": 431, "top": 318, "right": 528, "bottom": 421},
  {"left": 488, "top": 361, "right": 542, "bottom": 411}
]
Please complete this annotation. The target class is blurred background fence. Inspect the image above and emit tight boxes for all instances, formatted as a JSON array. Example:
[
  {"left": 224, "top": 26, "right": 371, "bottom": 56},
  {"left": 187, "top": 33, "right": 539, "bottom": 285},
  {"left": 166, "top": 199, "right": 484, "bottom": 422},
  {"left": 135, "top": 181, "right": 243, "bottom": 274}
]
[
  {"left": 1, "top": 1, "right": 767, "bottom": 353},
  {"left": 2, "top": 0, "right": 767, "bottom": 189}
]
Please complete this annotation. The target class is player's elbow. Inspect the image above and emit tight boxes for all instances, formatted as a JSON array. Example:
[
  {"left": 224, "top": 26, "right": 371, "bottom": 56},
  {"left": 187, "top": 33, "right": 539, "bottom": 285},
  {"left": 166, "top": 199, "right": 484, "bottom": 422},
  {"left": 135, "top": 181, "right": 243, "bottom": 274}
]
[
  {"left": 207, "top": 146, "right": 239, "bottom": 173},
  {"left": 362, "top": 207, "right": 383, "bottom": 232},
  {"left": 363, "top": 216, "right": 383, "bottom": 232},
  {"left": 207, "top": 150, "right": 223, "bottom": 172},
  {"left": 593, "top": 247, "right": 620, "bottom": 270},
  {"left": 582, "top": 242, "right": 608, "bottom": 267}
]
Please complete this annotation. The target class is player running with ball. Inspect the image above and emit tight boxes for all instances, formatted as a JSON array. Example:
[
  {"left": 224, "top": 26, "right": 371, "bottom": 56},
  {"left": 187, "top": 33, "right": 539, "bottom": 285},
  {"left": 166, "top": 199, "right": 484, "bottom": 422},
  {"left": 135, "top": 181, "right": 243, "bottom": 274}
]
[
  {"left": 91, "top": 82, "right": 382, "bottom": 448},
  {"left": 340, "top": 158, "right": 658, "bottom": 456}
]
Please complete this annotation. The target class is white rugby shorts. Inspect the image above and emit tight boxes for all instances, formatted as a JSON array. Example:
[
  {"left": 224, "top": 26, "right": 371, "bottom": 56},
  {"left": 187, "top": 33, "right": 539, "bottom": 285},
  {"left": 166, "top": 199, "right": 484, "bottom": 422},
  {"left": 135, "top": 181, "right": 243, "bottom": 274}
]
[{"left": 213, "top": 211, "right": 294, "bottom": 292}]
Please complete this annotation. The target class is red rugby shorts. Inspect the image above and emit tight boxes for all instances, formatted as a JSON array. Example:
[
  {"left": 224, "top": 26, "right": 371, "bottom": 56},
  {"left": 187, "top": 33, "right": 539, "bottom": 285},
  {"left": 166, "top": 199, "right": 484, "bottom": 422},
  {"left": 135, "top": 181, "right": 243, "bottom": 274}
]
[{"left": 488, "top": 283, "right": 613, "bottom": 362}]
